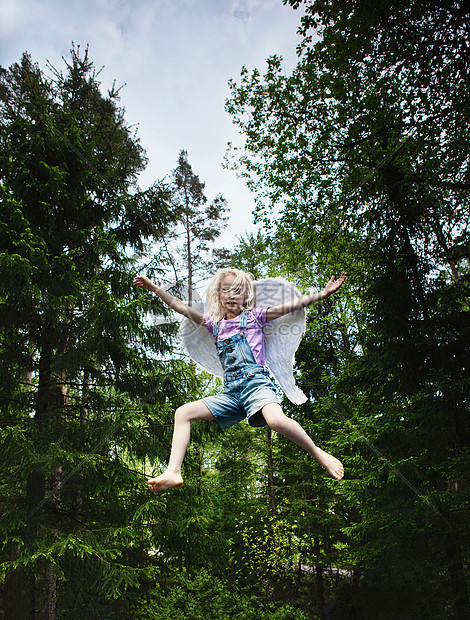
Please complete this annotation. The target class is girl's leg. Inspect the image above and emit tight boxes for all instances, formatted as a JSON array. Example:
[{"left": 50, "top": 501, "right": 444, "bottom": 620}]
[
  {"left": 147, "top": 400, "right": 215, "bottom": 492},
  {"left": 261, "top": 403, "right": 344, "bottom": 481}
]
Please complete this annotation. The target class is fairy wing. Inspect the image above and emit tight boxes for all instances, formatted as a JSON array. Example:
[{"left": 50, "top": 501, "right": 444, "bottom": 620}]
[
  {"left": 179, "top": 299, "right": 224, "bottom": 378},
  {"left": 254, "top": 278, "right": 307, "bottom": 405},
  {"left": 179, "top": 277, "right": 308, "bottom": 404}
]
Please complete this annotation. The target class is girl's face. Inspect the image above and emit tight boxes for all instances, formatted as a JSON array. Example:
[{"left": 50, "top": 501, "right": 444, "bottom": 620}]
[{"left": 218, "top": 273, "right": 247, "bottom": 318}]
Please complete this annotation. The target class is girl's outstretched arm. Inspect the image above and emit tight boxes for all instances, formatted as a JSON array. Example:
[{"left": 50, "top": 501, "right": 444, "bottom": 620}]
[
  {"left": 266, "top": 273, "right": 347, "bottom": 321},
  {"left": 133, "top": 275, "right": 206, "bottom": 325}
]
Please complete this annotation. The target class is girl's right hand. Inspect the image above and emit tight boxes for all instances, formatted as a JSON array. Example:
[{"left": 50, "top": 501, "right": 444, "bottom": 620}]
[{"left": 133, "top": 275, "right": 154, "bottom": 291}]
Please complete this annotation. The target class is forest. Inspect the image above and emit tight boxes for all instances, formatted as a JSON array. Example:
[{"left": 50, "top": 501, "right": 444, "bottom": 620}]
[{"left": 0, "top": 1, "right": 469, "bottom": 618}]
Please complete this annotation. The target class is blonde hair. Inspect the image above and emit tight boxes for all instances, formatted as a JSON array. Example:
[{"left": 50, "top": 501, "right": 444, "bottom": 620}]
[{"left": 206, "top": 268, "right": 255, "bottom": 323}]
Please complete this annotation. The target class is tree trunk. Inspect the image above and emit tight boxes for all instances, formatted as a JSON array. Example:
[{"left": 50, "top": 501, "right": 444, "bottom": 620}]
[
  {"left": 444, "top": 530, "right": 470, "bottom": 620},
  {"left": 313, "top": 536, "right": 325, "bottom": 618},
  {"left": 185, "top": 211, "right": 193, "bottom": 307},
  {"left": 24, "top": 339, "right": 57, "bottom": 619},
  {"left": 36, "top": 562, "right": 57, "bottom": 620},
  {"left": 431, "top": 219, "right": 461, "bottom": 282},
  {"left": 265, "top": 427, "right": 276, "bottom": 517},
  {"left": 3, "top": 546, "right": 35, "bottom": 619}
]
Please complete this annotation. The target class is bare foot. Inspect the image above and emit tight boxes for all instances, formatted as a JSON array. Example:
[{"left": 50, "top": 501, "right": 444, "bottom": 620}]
[
  {"left": 312, "top": 447, "right": 344, "bottom": 480},
  {"left": 147, "top": 471, "right": 183, "bottom": 492}
]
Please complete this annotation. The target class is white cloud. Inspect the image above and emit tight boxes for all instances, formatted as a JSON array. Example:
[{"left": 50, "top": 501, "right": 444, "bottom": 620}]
[{"left": 0, "top": 0, "right": 303, "bottom": 245}]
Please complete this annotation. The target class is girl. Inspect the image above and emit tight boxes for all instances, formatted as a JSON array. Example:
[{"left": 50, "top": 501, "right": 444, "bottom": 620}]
[{"left": 134, "top": 268, "right": 346, "bottom": 491}]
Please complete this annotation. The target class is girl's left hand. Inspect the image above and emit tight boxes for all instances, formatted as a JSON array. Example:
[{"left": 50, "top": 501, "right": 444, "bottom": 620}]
[{"left": 323, "top": 272, "right": 347, "bottom": 297}]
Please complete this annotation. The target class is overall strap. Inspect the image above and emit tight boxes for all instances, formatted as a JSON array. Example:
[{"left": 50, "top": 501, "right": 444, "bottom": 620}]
[
  {"left": 248, "top": 309, "right": 263, "bottom": 330},
  {"left": 213, "top": 311, "right": 248, "bottom": 343},
  {"left": 212, "top": 319, "right": 220, "bottom": 341}
]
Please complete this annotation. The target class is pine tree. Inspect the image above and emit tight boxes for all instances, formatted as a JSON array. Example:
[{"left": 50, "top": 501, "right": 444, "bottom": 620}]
[{"left": 170, "top": 149, "right": 229, "bottom": 302}]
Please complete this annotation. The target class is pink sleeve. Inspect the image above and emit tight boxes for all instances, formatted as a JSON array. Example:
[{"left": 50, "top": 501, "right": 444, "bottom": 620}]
[
  {"left": 251, "top": 306, "right": 268, "bottom": 325},
  {"left": 204, "top": 313, "right": 213, "bottom": 333}
]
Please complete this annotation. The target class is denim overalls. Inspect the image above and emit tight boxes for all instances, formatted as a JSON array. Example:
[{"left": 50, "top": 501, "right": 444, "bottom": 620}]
[{"left": 202, "top": 311, "right": 279, "bottom": 429}]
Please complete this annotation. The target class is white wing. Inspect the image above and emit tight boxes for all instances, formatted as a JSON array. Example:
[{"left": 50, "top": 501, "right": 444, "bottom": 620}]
[
  {"left": 179, "top": 299, "right": 223, "bottom": 377},
  {"left": 178, "top": 278, "right": 308, "bottom": 404},
  {"left": 254, "top": 278, "right": 307, "bottom": 405}
]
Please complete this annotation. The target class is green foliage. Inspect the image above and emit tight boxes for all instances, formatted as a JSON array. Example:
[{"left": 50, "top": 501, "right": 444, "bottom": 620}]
[
  {"left": 2, "top": 3, "right": 469, "bottom": 618},
  {"left": 226, "top": 1, "right": 470, "bottom": 618},
  {"left": 0, "top": 46, "right": 188, "bottom": 617},
  {"left": 230, "top": 231, "right": 277, "bottom": 279},
  {"left": 141, "top": 568, "right": 309, "bottom": 620}
]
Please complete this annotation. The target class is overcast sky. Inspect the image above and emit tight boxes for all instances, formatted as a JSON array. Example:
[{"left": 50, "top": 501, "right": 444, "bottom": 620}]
[{"left": 0, "top": 0, "right": 303, "bottom": 249}]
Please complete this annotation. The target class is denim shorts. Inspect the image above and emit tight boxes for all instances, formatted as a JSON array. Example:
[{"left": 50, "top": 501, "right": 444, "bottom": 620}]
[{"left": 203, "top": 367, "right": 280, "bottom": 429}]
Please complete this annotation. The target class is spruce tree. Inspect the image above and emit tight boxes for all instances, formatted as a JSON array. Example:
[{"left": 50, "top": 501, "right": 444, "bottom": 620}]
[{"left": 0, "top": 47, "right": 183, "bottom": 617}]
